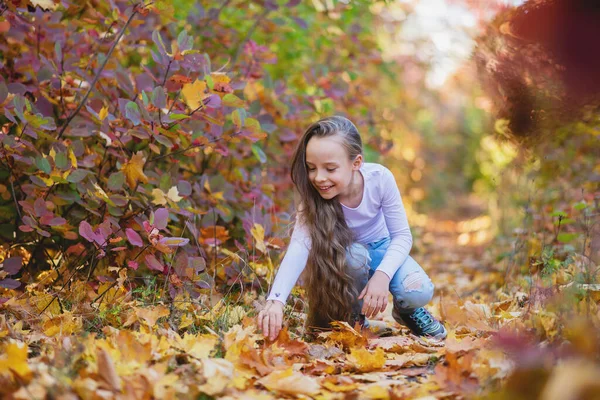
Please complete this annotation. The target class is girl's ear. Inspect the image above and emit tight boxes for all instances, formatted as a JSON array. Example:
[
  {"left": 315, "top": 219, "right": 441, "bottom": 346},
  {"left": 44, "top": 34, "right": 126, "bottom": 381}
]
[{"left": 352, "top": 154, "right": 363, "bottom": 170}]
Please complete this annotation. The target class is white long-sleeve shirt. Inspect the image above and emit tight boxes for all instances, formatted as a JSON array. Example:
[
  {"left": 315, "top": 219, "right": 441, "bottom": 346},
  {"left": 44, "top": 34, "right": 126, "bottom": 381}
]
[{"left": 267, "top": 162, "right": 413, "bottom": 305}]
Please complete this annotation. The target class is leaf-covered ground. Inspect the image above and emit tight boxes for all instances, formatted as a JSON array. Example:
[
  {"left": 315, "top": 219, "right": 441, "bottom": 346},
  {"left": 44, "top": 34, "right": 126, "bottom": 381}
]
[{"left": 3, "top": 204, "right": 598, "bottom": 399}]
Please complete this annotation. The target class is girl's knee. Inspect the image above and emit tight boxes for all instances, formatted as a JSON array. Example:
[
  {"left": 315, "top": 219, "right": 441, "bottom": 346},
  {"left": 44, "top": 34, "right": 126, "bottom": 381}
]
[{"left": 393, "top": 272, "right": 434, "bottom": 309}]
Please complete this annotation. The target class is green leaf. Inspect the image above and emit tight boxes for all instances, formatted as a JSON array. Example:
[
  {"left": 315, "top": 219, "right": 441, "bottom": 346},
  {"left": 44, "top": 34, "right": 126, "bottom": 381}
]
[
  {"left": 125, "top": 101, "right": 141, "bottom": 126},
  {"left": 222, "top": 94, "right": 246, "bottom": 108},
  {"left": 107, "top": 172, "right": 125, "bottom": 191},
  {"left": 36, "top": 157, "right": 51, "bottom": 174},
  {"left": 54, "top": 151, "right": 69, "bottom": 170},
  {"left": 557, "top": 232, "right": 578, "bottom": 243},
  {"left": 152, "top": 29, "right": 170, "bottom": 57},
  {"left": 67, "top": 169, "right": 90, "bottom": 183},
  {"left": 231, "top": 109, "right": 246, "bottom": 130},
  {"left": 205, "top": 74, "right": 214, "bottom": 91},
  {"left": 169, "top": 113, "right": 189, "bottom": 120},
  {"left": 251, "top": 144, "right": 267, "bottom": 164},
  {"left": 55, "top": 41, "right": 62, "bottom": 61},
  {"left": 573, "top": 201, "right": 587, "bottom": 211},
  {"left": 551, "top": 210, "right": 568, "bottom": 218}
]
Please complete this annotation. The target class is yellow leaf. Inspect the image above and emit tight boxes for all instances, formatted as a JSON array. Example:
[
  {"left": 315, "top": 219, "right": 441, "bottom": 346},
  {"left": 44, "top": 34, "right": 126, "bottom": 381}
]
[
  {"left": 362, "top": 383, "right": 391, "bottom": 399},
  {"left": 121, "top": 151, "right": 148, "bottom": 189},
  {"left": 347, "top": 347, "right": 386, "bottom": 372},
  {"left": 198, "top": 358, "right": 234, "bottom": 396},
  {"left": 0, "top": 342, "right": 31, "bottom": 380},
  {"left": 179, "top": 313, "right": 194, "bottom": 330},
  {"left": 167, "top": 186, "right": 182, "bottom": 202},
  {"left": 31, "top": 292, "right": 61, "bottom": 316},
  {"left": 68, "top": 148, "right": 77, "bottom": 169},
  {"left": 210, "top": 72, "right": 230, "bottom": 85},
  {"left": 152, "top": 188, "right": 167, "bottom": 205},
  {"left": 251, "top": 223, "right": 267, "bottom": 253},
  {"left": 178, "top": 333, "right": 218, "bottom": 359},
  {"left": 99, "top": 106, "right": 109, "bottom": 121},
  {"left": 182, "top": 79, "right": 208, "bottom": 110},
  {"left": 43, "top": 313, "right": 82, "bottom": 337},
  {"left": 257, "top": 367, "right": 320, "bottom": 396}
]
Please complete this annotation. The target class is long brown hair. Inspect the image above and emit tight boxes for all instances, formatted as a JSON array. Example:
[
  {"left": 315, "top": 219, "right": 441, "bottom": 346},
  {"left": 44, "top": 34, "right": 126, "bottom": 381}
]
[{"left": 290, "top": 116, "right": 363, "bottom": 328}]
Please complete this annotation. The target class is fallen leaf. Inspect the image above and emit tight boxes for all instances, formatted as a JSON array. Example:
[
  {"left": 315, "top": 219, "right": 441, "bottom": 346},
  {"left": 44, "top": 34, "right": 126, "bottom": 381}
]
[
  {"left": 0, "top": 341, "right": 31, "bottom": 380},
  {"left": 96, "top": 347, "right": 122, "bottom": 391},
  {"left": 257, "top": 367, "right": 321, "bottom": 396},
  {"left": 198, "top": 358, "right": 234, "bottom": 396},
  {"left": 347, "top": 347, "right": 386, "bottom": 372}
]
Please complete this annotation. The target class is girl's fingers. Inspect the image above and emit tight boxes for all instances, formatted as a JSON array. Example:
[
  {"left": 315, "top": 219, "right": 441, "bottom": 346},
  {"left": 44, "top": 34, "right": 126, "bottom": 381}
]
[
  {"left": 361, "top": 296, "right": 371, "bottom": 315},
  {"left": 257, "top": 311, "right": 264, "bottom": 332},
  {"left": 375, "top": 297, "right": 385, "bottom": 316},
  {"left": 379, "top": 299, "right": 388, "bottom": 315},
  {"left": 358, "top": 286, "right": 367, "bottom": 299},
  {"left": 272, "top": 313, "right": 282, "bottom": 340},
  {"left": 269, "top": 314, "right": 279, "bottom": 341},
  {"left": 262, "top": 314, "right": 270, "bottom": 338}
]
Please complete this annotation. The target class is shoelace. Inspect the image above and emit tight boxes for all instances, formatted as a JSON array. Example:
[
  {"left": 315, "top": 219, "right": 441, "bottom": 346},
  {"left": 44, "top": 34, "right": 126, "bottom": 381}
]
[{"left": 409, "top": 308, "right": 434, "bottom": 329}]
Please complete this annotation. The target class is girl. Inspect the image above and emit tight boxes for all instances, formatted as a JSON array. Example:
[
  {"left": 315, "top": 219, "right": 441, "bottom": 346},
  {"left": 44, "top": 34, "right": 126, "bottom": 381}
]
[{"left": 258, "top": 116, "right": 447, "bottom": 341}]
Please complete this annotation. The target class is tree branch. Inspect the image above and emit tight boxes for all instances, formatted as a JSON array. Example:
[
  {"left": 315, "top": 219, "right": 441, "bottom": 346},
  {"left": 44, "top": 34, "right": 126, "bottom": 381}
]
[{"left": 56, "top": 5, "right": 142, "bottom": 140}]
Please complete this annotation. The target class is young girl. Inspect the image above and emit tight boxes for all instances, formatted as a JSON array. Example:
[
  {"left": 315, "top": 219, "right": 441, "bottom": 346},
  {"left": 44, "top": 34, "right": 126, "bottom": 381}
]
[{"left": 258, "top": 116, "right": 447, "bottom": 341}]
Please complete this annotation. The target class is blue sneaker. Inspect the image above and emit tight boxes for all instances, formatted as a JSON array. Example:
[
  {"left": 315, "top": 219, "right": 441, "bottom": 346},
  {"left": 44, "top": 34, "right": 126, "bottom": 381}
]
[{"left": 392, "top": 307, "right": 447, "bottom": 340}]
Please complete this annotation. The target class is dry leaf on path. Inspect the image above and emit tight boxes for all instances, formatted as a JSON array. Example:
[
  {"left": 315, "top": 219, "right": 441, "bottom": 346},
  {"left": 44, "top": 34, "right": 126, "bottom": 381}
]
[{"left": 257, "top": 367, "right": 321, "bottom": 396}]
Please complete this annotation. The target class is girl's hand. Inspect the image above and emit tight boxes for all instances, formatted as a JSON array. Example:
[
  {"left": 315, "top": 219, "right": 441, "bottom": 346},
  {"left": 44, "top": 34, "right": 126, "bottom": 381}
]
[
  {"left": 358, "top": 270, "right": 390, "bottom": 318},
  {"left": 258, "top": 300, "right": 284, "bottom": 341}
]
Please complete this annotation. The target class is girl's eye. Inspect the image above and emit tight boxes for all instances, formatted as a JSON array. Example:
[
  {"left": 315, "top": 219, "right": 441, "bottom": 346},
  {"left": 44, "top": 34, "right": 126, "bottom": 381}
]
[
  {"left": 307, "top": 167, "right": 316, "bottom": 172},
  {"left": 327, "top": 168, "right": 336, "bottom": 172}
]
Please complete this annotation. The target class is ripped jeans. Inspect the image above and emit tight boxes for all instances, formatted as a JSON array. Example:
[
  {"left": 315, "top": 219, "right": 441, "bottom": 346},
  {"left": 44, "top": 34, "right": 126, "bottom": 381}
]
[{"left": 346, "top": 237, "right": 434, "bottom": 321}]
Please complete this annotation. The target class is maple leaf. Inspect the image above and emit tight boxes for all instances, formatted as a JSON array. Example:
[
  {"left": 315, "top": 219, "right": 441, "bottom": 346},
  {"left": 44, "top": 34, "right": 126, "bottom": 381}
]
[
  {"left": 135, "top": 305, "right": 170, "bottom": 327},
  {"left": 121, "top": 151, "right": 148, "bottom": 189},
  {"left": 0, "top": 341, "right": 31, "bottom": 381},
  {"left": 257, "top": 367, "right": 321, "bottom": 396},
  {"left": 251, "top": 223, "right": 267, "bottom": 253},
  {"left": 197, "top": 358, "right": 234, "bottom": 396},
  {"left": 324, "top": 320, "right": 369, "bottom": 350},
  {"left": 347, "top": 347, "right": 386, "bottom": 372},
  {"left": 181, "top": 79, "right": 208, "bottom": 110}
]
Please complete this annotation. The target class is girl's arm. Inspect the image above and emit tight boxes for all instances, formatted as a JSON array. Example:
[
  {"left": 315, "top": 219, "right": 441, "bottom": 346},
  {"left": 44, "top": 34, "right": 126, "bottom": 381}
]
[
  {"left": 266, "top": 213, "right": 311, "bottom": 305},
  {"left": 376, "top": 167, "right": 413, "bottom": 279}
]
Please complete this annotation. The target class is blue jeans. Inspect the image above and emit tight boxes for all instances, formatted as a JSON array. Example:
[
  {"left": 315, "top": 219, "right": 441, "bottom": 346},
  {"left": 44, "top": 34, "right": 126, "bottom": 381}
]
[{"left": 346, "top": 237, "right": 435, "bottom": 317}]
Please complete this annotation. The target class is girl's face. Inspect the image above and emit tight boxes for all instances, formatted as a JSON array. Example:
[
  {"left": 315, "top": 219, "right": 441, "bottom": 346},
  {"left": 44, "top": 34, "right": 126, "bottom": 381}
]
[{"left": 305, "top": 135, "right": 362, "bottom": 200}]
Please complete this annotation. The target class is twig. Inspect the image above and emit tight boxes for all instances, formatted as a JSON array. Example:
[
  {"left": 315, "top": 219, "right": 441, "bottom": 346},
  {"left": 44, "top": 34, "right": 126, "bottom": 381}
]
[
  {"left": 147, "top": 130, "right": 243, "bottom": 163},
  {"left": 231, "top": 8, "right": 269, "bottom": 68},
  {"left": 56, "top": 5, "right": 142, "bottom": 140}
]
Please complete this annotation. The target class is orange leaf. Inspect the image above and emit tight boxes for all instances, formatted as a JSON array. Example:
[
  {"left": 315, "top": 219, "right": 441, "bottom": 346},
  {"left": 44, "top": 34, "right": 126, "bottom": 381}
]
[{"left": 347, "top": 347, "right": 386, "bottom": 372}]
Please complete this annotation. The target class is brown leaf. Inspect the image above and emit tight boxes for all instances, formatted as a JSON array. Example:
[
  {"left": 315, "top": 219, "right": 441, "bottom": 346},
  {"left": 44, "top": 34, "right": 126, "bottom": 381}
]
[
  {"left": 96, "top": 347, "right": 121, "bottom": 391},
  {"left": 368, "top": 336, "right": 412, "bottom": 352},
  {"left": 135, "top": 305, "right": 170, "bottom": 327},
  {"left": 324, "top": 320, "right": 369, "bottom": 350},
  {"left": 445, "top": 334, "right": 486, "bottom": 355}
]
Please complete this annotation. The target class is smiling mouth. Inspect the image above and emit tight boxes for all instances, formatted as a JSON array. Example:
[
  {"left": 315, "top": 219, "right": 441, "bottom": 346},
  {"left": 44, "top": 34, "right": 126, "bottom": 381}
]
[{"left": 318, "top": 185, "right": 334, "bottom": 192}]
